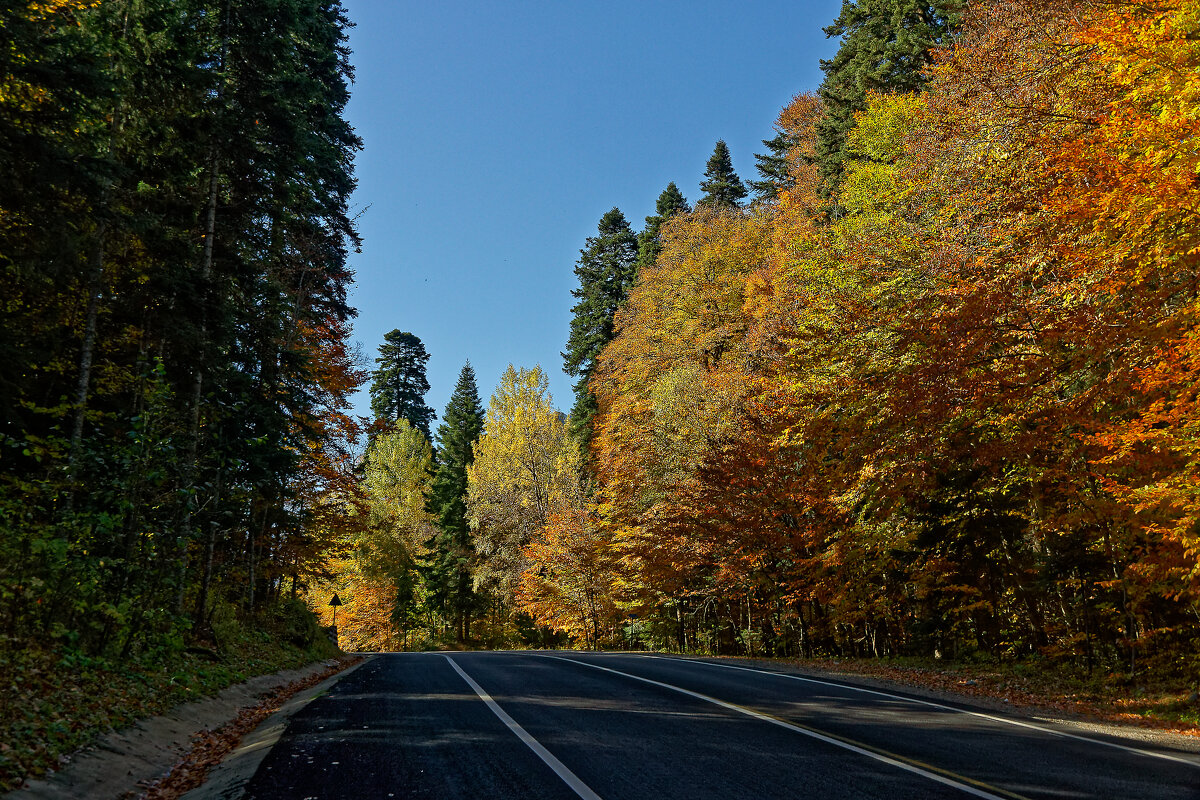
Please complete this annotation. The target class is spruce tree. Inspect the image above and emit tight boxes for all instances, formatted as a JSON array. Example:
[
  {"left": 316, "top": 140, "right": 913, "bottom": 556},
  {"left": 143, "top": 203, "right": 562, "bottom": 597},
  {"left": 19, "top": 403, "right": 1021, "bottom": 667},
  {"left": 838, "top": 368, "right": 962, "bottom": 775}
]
[
  {"left": 697, "top": 140, "right": 748, "bottom": 209},
  {"left": 635, "top": 182, "right": 689, "bottom": 273},
  {"left": 749, "top": 131, "right": 800, "bottom": 202},
  {"left": 369, "top": 330, "right": 436, "bottom": 440},
  {"left": 562, "top": 208, "right": 638, "bottom": 451},
  {"left": 815, "top": 0, "right": 961, "bottom": 190},
  {"left": 425, "top": 362, "right": 486, "bottom": 641}
]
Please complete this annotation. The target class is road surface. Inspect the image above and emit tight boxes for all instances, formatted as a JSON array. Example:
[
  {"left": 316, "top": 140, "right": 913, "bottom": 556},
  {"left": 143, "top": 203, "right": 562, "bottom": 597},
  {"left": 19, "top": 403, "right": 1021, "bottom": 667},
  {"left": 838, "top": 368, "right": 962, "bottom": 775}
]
[{"left": 240, "top": 652, "right": 1200, "bottom": 799}]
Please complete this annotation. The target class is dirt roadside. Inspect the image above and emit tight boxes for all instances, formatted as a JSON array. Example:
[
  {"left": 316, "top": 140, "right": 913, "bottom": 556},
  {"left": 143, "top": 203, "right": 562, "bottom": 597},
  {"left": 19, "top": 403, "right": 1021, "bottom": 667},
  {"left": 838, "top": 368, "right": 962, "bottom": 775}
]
[{"left": 4, "top": 656, "right": 365, "bottom": 800}]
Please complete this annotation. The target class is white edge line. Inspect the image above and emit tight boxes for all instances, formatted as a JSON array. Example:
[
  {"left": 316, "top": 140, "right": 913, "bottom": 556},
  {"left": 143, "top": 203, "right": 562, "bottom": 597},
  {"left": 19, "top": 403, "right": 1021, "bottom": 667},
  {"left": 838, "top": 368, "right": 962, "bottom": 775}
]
[
  {"left": 443, "top": 655, "right": 604, "bottom": 800},
  {"left": 638, "top": 654, "right": 1200, "bottom": 769},
  {"left": 541, "top": 654, "right": 1009, "bottom": 800}
]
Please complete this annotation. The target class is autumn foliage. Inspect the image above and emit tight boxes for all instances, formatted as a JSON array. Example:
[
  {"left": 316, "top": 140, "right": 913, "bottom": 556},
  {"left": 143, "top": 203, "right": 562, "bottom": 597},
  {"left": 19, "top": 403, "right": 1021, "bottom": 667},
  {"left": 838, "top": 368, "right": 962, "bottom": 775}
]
[
  {"left": 566, "top": 0, "right": 1200, "bottom": 676},
  {"left": 313, "top": 0, "right": 1200, "bottom": 675}
]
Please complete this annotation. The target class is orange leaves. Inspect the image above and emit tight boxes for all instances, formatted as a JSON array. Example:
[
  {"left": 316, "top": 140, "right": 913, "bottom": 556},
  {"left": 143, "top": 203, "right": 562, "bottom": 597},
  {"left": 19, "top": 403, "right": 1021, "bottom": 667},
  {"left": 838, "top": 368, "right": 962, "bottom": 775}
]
[
  {"left": 516, "top": 499, "right": 618, "bottom": 648},
  {"left": 1043, "top": 1, "right": 1200, "bottom": 275},
  {"left": 591, "top": 207, "right": 771, "bottom": 518},
  {"left": 570, "top": 0, "right": 1200, "bottom": 663}
]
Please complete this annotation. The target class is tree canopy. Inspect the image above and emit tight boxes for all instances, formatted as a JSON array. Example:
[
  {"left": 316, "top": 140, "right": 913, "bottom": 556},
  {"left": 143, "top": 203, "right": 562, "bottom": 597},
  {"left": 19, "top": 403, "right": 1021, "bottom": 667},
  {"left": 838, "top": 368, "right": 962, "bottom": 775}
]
[
  {"left": 562, "top": 207, "right": 638, "bottom": 451},
  {"left": 425, "top": 362, "right": 486, "bottom": 641},
  {"left": 815, "top": 0, "right": 961, "bottom": 189}
]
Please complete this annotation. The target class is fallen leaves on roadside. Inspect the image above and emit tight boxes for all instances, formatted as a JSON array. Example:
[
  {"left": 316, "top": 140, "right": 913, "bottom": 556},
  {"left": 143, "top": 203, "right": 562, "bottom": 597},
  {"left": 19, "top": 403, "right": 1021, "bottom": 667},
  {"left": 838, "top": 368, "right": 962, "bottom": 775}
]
[
  {"left": 138, "top": 656, "right": 362, "bottom": 800},
  {"left": 778, "top": 657, "right": 1200, "bottom": 737}
]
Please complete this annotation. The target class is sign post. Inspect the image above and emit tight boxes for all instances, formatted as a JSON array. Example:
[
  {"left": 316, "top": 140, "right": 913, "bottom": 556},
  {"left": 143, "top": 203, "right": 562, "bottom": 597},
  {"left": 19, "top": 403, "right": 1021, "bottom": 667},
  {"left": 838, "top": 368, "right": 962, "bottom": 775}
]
[{"left": 328, "top": 593, "right": 343, "bottom": 649}]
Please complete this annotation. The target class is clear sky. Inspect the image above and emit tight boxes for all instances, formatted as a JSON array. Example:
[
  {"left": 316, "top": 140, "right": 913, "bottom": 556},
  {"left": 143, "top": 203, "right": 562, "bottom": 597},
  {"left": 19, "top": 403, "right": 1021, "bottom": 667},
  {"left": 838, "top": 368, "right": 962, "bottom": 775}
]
[{"left": 340, "top": 0, "right": 844, "bottom": 424}]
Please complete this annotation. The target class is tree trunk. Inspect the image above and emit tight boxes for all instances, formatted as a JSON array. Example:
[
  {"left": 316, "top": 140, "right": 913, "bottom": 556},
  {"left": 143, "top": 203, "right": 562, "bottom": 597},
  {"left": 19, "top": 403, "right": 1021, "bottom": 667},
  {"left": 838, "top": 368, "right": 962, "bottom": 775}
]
[
  {"left": 65, "top": 222, "right": 108, "bottom": 514},
  {"left": 176, "top": 148, "right": 220, "bottom": 615}
]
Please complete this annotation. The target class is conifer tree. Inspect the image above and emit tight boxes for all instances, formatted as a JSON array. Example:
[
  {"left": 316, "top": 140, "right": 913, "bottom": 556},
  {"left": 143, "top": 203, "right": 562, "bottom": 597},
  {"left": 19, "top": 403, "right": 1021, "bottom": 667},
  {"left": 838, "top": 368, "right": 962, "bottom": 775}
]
[
  {"left": 749, "top": 131, "right": 800, "bottom": 202},
  {"left": 815, "top": 0, "right": 961, "bottom": 190},
  {"left": 635, "top": 182, "right": 690, "bottom": 273},
  {"left": 425, "top": 362, "right": 486, "bottom": 641},
  {"left": 562, "top": 208, "right": 638, "bottom": 451},
  {"left": 697, "top": 140, "right": 748, "bottom": 208},
  {"left": 369, "top": 330, "right": 435, "bottom": 440}
]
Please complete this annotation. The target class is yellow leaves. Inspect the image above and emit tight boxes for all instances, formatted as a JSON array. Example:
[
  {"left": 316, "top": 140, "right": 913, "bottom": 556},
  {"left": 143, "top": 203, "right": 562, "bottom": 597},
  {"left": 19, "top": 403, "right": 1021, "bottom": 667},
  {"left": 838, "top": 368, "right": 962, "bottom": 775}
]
[
  {"left": 592, "top": 207, "right": 771, "bottom": 515},
  {"left": 2, "top": 0, "right": 98, "bottom": 113},
  {"left": 645, "top": 362, "right": 738, "bottom": 489},
  {"left": 25, "top": 0, "right": 97, "bottom": 19},
  {"left": 360, "top": 420, "right": 433, "bottom": 574},
  {"left": 467, "top": 364, "right": 580, "bottom": 599},
  {"left": 652, "top": 206, "right": 772, "bottom": 340},
  {"left": 847, "top": 92, "right": 925, "bottom": 164}
]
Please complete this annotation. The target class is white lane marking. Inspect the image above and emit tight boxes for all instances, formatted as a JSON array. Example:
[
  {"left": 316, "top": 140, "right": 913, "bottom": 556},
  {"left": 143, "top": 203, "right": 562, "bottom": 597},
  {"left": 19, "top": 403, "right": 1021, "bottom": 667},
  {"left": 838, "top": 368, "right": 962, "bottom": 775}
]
[
  {"left": 443, "top": 656, "right": 604, "bottom": 800},
  {"left": 633, "top": 654, "right": 1200, "bottom": 769},
  {"left": 542, "top": 655, "right": 1013, "bottom": 800}
]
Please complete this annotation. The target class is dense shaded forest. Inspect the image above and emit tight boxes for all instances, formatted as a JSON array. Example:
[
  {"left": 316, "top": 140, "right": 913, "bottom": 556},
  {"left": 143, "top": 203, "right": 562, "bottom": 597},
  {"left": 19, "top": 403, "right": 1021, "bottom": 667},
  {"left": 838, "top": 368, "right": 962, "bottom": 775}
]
[
  {"left": 0, "top": 0, "right": 362, "bottom": 664},
  {"left": 330, "top": 0, "right": 1200, "bottom": 689}
]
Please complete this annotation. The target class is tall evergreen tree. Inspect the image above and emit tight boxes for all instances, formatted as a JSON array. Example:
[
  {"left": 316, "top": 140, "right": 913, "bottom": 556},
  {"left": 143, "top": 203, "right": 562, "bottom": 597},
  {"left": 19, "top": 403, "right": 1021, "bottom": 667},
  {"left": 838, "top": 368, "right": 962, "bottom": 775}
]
[
  {"left": 369, "top": 330, "right": 435, "bottom": 440},
  {"left": 749, "top": 130, "right": 800, "bottom": 202},
  {"left": 425, "top": 362, "right": 486, "bottom": 641},
  {"left": 635, "top": 182, "right": 689, "bottom": 273},
  {"left": 562, "top": 208, "right": 638, "bottom": 451},
  {"left": 697, "top": 140, "right": 748, "bottom": 209},
  {"left": 815, "top": 0, "right": 961, "bottom": 190}
]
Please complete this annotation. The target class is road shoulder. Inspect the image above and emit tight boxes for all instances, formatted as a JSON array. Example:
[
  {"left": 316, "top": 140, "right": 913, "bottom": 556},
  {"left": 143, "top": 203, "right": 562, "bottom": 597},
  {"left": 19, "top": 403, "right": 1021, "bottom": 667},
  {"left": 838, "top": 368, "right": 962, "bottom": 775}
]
[
  {"left": 4, "top": 657, "right": 361, "bottom": 800},
  {"left": 657, "top": 653, "right": 1200, "bottom": 756},
  {"left": 177, "top": 656, "right": 371, "bottom": 800}
]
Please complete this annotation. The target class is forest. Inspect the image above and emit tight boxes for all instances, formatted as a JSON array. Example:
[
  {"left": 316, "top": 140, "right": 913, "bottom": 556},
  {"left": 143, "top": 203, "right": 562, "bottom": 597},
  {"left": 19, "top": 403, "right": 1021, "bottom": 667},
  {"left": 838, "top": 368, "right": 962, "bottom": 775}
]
[
  {"left": 332, "top": 0, "right": 1200, "bottom": 688},
  {"left": 2, "top": 3, "right": 1198, "bottom": 782},
  {"left": 0, "top": 3, "right": 360, "bottom": 782}
]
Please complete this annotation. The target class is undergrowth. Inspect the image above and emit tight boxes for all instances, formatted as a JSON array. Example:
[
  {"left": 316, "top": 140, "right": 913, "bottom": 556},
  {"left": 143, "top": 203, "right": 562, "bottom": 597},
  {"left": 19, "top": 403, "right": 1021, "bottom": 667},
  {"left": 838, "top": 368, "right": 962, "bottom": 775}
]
[{"left": 0, "top": 598, "right": 338, "bottom": 792}]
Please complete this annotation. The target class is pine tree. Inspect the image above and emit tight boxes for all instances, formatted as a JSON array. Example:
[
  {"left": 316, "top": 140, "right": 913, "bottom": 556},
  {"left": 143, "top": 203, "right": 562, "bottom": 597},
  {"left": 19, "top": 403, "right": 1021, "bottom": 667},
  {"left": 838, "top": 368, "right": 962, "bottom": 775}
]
[
  {"left": 815, "top": 0, "right": 961, "bottom": 190},
  {"left": 635, "top": 182, "right": 689, "bottom": 272},
  {"left": 425, "top": 362, "right": 486, "bottom": 641},
  {"left": 369, "top": 330, "right": 435, "bottom": 440},
  {"left": 697, "top": 140, "right": 747, "bottom": 208},
  {"left": 562, "top": 208, "right": 638, "bottom": 451}
]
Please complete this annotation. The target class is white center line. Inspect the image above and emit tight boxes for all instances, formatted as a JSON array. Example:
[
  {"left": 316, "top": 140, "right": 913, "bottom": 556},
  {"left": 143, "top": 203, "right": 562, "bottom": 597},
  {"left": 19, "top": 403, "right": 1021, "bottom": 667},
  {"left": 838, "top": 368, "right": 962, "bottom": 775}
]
[
  {"left": 443, "top": 655, "right": 604, "bottom": 800},
  {"left": 637, "top": 654, "right": 1200, "bottom": 769},
  {"left": 541, "top": 654, "right": 1019, "bottom": 800}
]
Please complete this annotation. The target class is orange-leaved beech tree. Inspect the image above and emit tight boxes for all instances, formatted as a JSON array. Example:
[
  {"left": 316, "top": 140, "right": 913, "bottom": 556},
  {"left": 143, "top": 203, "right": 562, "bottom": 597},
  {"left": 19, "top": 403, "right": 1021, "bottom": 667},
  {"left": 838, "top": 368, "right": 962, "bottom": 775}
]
[
  {"left": 516, "top": 498, "right": 619, "bottom": 650},
  {"left": 876, "top": 0, "right": 1200, "bottom": 670},
  {"left": 1050, "top": 1, "right": 1200, "bottom": 622},
  {"left": 589, "top": 205, "right": 774, "bottom": 649}
]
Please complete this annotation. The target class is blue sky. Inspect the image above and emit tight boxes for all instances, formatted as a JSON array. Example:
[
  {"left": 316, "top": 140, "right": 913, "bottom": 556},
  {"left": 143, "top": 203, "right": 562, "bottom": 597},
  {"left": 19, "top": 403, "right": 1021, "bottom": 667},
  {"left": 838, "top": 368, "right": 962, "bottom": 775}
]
[{"left": 341, "top": 0, "right": 844, "bottom": 424}]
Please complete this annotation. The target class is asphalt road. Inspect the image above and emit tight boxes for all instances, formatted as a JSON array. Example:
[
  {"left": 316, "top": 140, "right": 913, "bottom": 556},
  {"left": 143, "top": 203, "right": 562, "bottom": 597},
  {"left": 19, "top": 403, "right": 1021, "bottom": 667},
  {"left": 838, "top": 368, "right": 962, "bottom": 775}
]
[{"left": 240, "top": 652, "right": 1200, "bottom": 800}]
